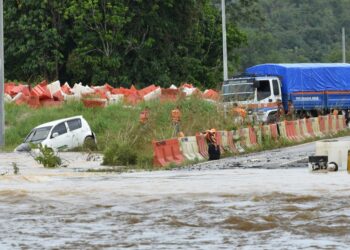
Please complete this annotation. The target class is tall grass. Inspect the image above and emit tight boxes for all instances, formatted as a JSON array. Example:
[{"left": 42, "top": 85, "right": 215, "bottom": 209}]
[{"left": 3, "top": 97, "right": 232, "bottom": 156}]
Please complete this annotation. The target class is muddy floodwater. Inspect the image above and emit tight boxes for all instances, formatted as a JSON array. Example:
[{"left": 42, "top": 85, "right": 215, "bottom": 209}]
[{"left": 1, "top": 145, "right": 350, "bottom": 249}]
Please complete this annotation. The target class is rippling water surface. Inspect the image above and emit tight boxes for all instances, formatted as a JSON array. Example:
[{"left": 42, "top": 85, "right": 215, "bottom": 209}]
[{"left": 1, "top": 169, "right": 350, "bottom": 249}]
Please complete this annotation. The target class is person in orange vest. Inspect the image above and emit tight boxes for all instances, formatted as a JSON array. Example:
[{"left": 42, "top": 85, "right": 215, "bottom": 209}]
[
  {"left": 231, "top": 103, "right": 247, "bottom": 125},
  {"left": 205, "top": 128, "right": 220, "bottom": 160},
  {"left": 171, "top": 106, "right": 182, "bottom": 136},
  {"left": 140, "top": 106, "right": 150, "bottom": 125}
]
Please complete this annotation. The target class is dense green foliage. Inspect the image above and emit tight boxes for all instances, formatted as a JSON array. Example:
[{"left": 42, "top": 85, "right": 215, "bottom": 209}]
[
  {"left": 4, "top": 0, "right": 350, "bottom": 87},
  {"left": 235, "top": 0, "right": 350, "bottom": 72},
  {"left": 4, "top": 0, "right": 247, "bottom": 88}
]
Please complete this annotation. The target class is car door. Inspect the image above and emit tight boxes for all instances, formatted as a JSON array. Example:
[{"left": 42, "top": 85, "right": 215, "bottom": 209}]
[
  {"left": 49, "top": 122, "right": 71, "bottom": 150},
  {"left": 66, "top": 118, "right": 83, "bottom": 148}
]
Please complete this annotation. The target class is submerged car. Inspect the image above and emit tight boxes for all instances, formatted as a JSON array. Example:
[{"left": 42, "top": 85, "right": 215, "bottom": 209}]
[{"left": 15, "top": 116, "right": 96, "bottom": 152}]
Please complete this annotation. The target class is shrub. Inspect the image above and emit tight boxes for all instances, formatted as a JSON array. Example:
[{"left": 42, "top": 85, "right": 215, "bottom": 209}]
[
  {"left": 102, "top": 143, "right": 137, "bottom": 166},
  {"left": 32, "top": 144, "right": 62, "bottom": 168}
]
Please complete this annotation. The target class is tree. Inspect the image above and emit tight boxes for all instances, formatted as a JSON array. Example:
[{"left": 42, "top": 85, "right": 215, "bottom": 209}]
[{"left": 4, "top": 1, "right": 68, "bottom": 82}]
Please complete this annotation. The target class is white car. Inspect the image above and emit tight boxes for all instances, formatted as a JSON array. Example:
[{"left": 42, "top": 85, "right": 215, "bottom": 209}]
[{"left": 15, "top": 116, "right": 96, "bottom": 152}]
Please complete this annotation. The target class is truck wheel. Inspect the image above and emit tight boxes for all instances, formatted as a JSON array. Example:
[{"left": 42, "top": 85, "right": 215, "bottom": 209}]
[{"left": 84, "top": 136, "right": 97, "bottom": 151}]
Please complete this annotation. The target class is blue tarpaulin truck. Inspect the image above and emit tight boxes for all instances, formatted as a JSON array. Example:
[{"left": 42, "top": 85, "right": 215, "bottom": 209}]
[{"left": 221, "top": 63, "right": 350, "bottom": 122}]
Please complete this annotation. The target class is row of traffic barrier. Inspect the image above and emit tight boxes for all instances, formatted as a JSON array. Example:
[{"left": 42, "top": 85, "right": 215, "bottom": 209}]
[{"left": 153, "top": 115, "right": 349, "bottom": 167}]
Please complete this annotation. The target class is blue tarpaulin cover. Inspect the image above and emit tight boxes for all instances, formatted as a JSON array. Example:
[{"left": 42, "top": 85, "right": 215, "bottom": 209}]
[{"left": 246, "top": 63, "right": 350, "bottom": 94}]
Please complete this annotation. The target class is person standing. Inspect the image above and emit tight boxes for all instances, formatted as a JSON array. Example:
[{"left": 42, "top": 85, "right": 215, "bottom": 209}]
[
  {"left": 140, "top": 106, "right": 150, "bottom": 125},
  {"left": 171, "top": 106, "right": 182, "bottom": 137},
  {"left": 205, "top": 128, "right": 220, "bottom": 160}
]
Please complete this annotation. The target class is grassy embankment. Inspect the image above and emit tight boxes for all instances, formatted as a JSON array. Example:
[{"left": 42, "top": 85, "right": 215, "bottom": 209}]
[
  {"left": 4, "top": 97, "right": 350, "bottom": 169},
  {"left": 4, "top": 97, "right": 233, "bottom": 167}
]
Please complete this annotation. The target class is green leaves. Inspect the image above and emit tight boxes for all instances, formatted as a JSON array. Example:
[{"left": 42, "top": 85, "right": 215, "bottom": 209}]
[{"left": 4, "top": 0, "right": 247, "bottom": 88}]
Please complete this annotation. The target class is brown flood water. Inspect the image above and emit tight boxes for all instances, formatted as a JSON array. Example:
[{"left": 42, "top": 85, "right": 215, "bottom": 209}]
[{"left": 1, "top": 167, "right": 350, "bottom": 249}]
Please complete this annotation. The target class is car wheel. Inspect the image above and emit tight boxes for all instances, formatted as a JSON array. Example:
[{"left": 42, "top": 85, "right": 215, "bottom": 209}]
[{"left": 83, "top": 136, "right": 97, "bottom": 151}]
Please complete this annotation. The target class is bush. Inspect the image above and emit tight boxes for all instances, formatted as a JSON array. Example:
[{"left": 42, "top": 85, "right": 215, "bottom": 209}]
[
  {"left": 32, "top": 144, "right": 62, "bottom": 168},
  {"left": 102, "top": 143, "right": 137, "bottom": 166}
]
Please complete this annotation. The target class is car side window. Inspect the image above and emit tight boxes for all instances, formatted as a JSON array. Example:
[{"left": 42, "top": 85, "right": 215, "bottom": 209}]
[
  {"left": 51, "top": 122, "right": 67, "bottom": 138},
  {"left": 67, "top": 119, "right": 82, "bottom": 131}
]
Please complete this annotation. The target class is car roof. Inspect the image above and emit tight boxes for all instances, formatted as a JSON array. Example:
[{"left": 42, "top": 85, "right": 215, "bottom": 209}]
[{"left": 35, "top": 115, "right": 84, "bottom": 129}]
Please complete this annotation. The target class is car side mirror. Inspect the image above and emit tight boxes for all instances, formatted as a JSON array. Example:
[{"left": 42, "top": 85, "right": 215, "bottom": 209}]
[{"left": 52, "top": 132, "right": 59, "bottom": 138}]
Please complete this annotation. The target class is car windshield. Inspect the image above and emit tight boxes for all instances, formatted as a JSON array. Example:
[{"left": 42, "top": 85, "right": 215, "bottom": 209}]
[
  {"left": 222, "top": 79, "right": 255, "bottom": 102},
  {"left": 24, "top": 126, "right": 52, "bottom": 143}
]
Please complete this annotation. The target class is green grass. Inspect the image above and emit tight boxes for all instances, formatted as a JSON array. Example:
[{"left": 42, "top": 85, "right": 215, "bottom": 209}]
[
  {"left": 4, "top": 98, "right": 350, "bottom": 169},
  {"left": 3, "top": 96, "right": 233, "bottom": 155}
]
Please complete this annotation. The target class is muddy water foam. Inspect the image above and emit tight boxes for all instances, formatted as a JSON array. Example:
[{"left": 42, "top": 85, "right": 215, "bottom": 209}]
[{"left": 1, "top": 169, "right": 350, "bottom": 249}]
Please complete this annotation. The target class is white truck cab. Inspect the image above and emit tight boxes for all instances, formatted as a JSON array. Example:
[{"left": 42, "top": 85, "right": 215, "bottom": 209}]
[{"left": 221, "top": 75, "right": 282, "bottom": 122}]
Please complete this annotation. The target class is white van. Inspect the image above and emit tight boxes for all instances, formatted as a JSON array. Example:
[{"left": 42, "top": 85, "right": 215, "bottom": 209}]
[{"left": 15, "top": 116, "right": 96, "bottom": 152}]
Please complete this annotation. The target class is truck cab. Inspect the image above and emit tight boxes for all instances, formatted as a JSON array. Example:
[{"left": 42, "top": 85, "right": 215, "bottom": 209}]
[{"left": 221, "top": 75, "right": 282, "bottom": 122}]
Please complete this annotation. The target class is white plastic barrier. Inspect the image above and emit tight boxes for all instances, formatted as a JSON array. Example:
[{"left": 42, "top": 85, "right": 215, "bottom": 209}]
[
  {"left": 107, "top": 93, "right": 124, "bottom": 105},
  {"left": 254, "top": 126, "right": 262, "bottom": 145},
  {"left": 144, "top": 87, "right": 161, "bottom": 101},
  {"left": 47, "top": 80, "right": 61, "bottom": 97},
  {"left": 179, "top": 136, "right": 205, "bottom": 161},
  {"left": 277, "top": 122, "right": 288, "bottom": 140},
  {"left": 4, "top": 93, "right": 12, "bottom": 103},
  {"left": 294, "top": 120, "right": 304, "bottom": 140},
  {"left": 232, "top": 130, "right": 245, "bottom": 153},
  {"left": 239, "top": 128, "right": 252, "bottom": 148},
  {"left": 299, "top": 119, "right": 311, "bottom": 138},
  {"left": 315, "top": 140, "right": 350, "bottom": 171},
  {"left": 331, "top": 115, "right": 338, "bottom": 133},
  {"left": 310, "top": 117, "right": 323, "bottom": 137}
]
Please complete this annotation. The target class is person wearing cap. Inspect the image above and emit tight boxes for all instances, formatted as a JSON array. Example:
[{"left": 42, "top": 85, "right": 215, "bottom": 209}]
[
  {"left": 171, "top": 106, "right": 182, "bottom": 137},
  {"left": 205, "top": 128, "right": 220, "bottom": 160}
]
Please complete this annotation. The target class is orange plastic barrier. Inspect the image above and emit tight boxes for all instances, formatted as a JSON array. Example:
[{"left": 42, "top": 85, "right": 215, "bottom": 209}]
[
  {"left": 195, "top": 133, "right": 209, "bottom": 159},
  {"left": 14, "top": 93, "right": 28, "bottom": 105},
  {"left": 125, "top": 93, "right": 142, "bottom": 105},
  {"left": 318, "top": 116, "right": 326, "bottom": 134},
  {"left": 153, "top": 139, "right": 184, "bottom": 167},
  {"left": 298, "top": 119, "right": 309, "bottom": 138},
  {"left": 227, "top": 131, "right": 239, "bottom": 153},
  {"left": 285, "top": 121, "right": 299, "bottom": 141},
  {"left": 215, "top": 132, "right": 226, "bottom": 153},
  {"left": 27, "top": 96, "right": 40, "bottom": 108},
  {"left": 31, "top": 80, "right": 52, "bottom": 100},
  {"left": 293, "top": 120, "right": 304, "bottom": 141},
  {"left": 10, "top": 84, "right": 30, "bottom": 97},
  {"left": 82, "top": 98, "right": 107, "bottom": 108},
  {"left": 270, "top": 124, "right": 278, "bottom": 140},
  {"left": 202, "top": 89, "right": 219, "bottom": 100},
  {"left": 306, "top": 118, "right": 315, "bottom": 137},
  {"left": 40, "top": 99, "right": 63, "bottom": 107},
  {"left": 61, "top": 83, "right": 72, "bottom": 94},
  {"left": 53, "top": 90, "right": 64, "bottom": 101},
  {"left": 249, "top": 126, "right": 257, "bottom": 145},
  {"left": 4, "top": 82, "right": 16, "bottom": 95},
  {"left": 139, "top": 84, "right": 157, "bottom": 97},
  {"left": 160, "top": 88, "right": 179, "bottom": 102}
]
